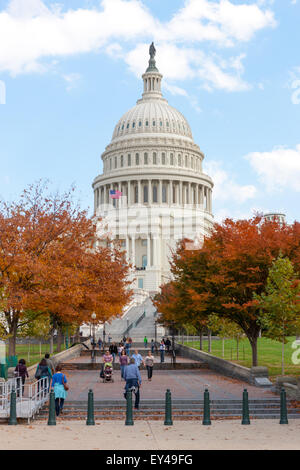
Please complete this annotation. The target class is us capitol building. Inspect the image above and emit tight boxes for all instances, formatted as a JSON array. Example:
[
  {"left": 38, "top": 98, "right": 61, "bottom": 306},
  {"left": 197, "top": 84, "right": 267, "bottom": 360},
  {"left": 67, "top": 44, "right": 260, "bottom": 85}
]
[{"left": 92, "top": 44, "right": 214, "bottom": 295}]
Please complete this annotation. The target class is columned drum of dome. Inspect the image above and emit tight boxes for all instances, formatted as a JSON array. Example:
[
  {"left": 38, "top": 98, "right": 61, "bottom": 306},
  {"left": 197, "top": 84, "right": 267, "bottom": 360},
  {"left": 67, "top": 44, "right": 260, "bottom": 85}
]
[{"left": 92, "top": 44, "right": 214, "bottom": 294}]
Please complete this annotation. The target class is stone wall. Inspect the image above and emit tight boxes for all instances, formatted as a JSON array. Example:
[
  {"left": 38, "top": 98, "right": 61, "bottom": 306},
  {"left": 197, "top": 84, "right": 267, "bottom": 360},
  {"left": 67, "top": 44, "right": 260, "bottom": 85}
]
[{"left": 175, "top": 342, "right": 269, "bottom": 385}]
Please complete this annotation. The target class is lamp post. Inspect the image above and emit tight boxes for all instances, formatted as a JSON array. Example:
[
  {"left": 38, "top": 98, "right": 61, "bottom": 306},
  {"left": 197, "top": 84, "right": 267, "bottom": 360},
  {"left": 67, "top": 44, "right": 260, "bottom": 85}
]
[
  {"left": 91, "top": 313, "right": 96, "bottom": 363},
  {"left": 103, "top": 321, "right": 106, "bottom": 350}
]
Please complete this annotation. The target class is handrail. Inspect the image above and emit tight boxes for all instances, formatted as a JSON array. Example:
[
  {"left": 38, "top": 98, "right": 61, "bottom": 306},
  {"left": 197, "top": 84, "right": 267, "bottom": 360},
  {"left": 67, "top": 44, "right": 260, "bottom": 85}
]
[{"left": 123, "top": 310, "right": 146, "bottom": 337}]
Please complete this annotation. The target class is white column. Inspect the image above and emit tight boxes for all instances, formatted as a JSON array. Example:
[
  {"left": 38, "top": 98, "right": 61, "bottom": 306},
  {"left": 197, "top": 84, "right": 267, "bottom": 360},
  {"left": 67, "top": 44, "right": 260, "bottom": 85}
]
[
  {"left": 159, "top": 179, "right": 162, "bottom": 204},
  {"left": 132, "top": 236, "right": 136, "bottom": 267},
  {"left": 147, "top": 235, "right": 151, "bottom": 267},
  {"left": 200, "top": 185, "right": 204, "bottom": 208},
  {"left": 127, "top": 181, "right": 131, "bottom": 206},
  {"left": 138, "top": 180, "right": 142, "bottom": 204},
  {"left": 148, "top": 180, "right": 152, "bottom": 204},
  {"left": 180, "top": 181, "right": 183, "bottom": 206}
]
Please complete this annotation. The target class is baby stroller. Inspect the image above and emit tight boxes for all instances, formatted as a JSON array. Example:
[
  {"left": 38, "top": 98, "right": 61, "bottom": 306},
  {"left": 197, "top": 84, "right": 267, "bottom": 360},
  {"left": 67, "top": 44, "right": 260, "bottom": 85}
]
[{"left": 101, "top": 362, "right": 114, "bottom": 383}]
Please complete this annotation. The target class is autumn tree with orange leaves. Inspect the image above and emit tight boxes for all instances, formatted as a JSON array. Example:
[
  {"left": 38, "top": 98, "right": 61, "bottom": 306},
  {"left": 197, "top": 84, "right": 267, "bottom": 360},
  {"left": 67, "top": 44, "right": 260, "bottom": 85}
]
[
  {"left": 0, "top": 182, "right": 132, "bottom": 356},
  {"left": 155, "top": 216, "right": 300, "bottom": 366}
]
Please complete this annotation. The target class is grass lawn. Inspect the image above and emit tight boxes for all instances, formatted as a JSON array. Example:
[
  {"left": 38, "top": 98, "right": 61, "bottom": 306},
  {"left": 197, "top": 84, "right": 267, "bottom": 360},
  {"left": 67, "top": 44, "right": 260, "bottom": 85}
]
[
  {"left": 182, "top": 336, "right": 300, "bottom": 380},
  {"left": 5, "top": 343, "right": 67, "bottom": 367}
]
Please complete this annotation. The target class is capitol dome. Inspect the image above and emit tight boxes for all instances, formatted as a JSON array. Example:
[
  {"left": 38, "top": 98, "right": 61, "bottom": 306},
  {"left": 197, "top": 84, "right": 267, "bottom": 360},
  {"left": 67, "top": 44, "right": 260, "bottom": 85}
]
[
  {"left": 111, "top": 100, "right": 193, "bottom": 142},
  {"left": 92, "top": 43, "right": 214, "bottom": 294}
]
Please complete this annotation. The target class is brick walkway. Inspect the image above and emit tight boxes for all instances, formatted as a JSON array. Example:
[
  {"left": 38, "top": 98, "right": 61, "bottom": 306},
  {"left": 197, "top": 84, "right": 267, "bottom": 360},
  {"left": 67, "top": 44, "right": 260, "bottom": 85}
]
[{"left": 63, "top": 367, "right": 276, "bottom": 401}]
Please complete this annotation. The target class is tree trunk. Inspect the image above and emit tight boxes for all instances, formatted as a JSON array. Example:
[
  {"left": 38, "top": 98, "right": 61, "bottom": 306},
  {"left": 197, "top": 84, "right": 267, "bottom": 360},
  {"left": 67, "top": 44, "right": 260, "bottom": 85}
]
[
  {"left": 56, "top": 328, "right": 63, "bottom": 353},
  {"left": 249, "top": 336, "right": 258, "bottom": 367},
  {"left": 208, "top": 329, "right": 212, "bottom": 353},
  {"left": 49, "top": 330, "right": 54, "bottom": 355},
  {"left": 282, "top": 336, "right": 285, "bottom": 376}
]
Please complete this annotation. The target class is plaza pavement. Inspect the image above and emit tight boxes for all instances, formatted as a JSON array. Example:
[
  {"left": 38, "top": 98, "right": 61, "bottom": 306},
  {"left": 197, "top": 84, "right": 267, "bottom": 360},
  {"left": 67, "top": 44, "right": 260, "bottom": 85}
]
[
  {"left": 63, "top": 366, "right": 276, "bottom": 401},
  {"left": 1, "top": 420, "right": 299, "bottom": 450}
]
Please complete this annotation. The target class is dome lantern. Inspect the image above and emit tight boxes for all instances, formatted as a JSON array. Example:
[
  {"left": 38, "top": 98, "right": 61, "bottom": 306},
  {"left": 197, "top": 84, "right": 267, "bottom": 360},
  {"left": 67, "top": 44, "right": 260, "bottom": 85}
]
[{"left": 140, "top": 42, "right": 164, "bottom": 102}]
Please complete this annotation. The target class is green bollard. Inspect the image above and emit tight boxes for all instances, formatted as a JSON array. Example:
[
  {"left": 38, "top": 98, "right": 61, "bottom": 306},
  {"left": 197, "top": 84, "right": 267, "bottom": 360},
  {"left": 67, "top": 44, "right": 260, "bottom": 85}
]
[
  {"left": 241, "top": 389, "right": 250, "bottom": 425},
  {"left": 125, "top": 389, "right": 134, "bottom": 426},
  {"left": 86, "top": 389, "right": 95, "bottom": 425},
  {"left": 280, "top": 387, "right": 288, "bottom": 424},
  {"left": 8, "top": 388, "right": 17, "bottom": 425},
  {"left": 164, "top": 389, "right": 173, "bottom": 425},
  {"left": 202, "top": 388, "right": 211, "bottom": 425},
  {"left": 48, "top": 389, "right": 56, "bottom": 426}
]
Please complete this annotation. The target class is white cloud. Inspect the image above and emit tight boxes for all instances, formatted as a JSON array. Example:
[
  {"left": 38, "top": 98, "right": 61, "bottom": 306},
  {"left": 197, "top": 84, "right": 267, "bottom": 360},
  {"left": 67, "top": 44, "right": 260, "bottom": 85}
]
[
  {"left": 204, "top": 160, "right": 257, "bottom": 204},
  {"left": 246, "top": 144, "right": 300, "bottom": 192},
  {"left": 0, "top": 0, "right": 276, "bottom": 93}
]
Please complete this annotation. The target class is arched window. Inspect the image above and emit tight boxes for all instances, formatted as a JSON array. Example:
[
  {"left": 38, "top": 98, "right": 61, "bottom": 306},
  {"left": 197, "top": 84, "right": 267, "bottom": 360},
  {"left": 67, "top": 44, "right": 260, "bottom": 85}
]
[
  {"left": 126, "top": 123, "right": 129, "bottom": 129},
  {"left": 170, "top": 153, "right": 174, "bottom": 165},
  {"left": 128, "top": 154, "right": 131, "bottom": 166},
  {"left": 134, "top": 186, "right": 138, "bottom": 203},
  {"left": 143, "top": 185, "right": 148, "bottom": 203},
  {"left": 185, "top": 155, "right": 188, "bottom": 167},
  {"left": 145, "top": 120, "right": 149, "bottom": 127},
  {"left": 114, "top": 156, "right": 117, "bottom": 168},
  {"left": 153, "top": 185, "right": 158, "bottom": 203},
  {"left": 153, "top": 120, "right": 156, "bottom": 126},
  {"left": 110, "top": 158, "right": 112, "bottom": 170},
  {"left": 136, "top": 153, "right": 139, "bottom": 165},
  {"left": 178, "top": 154, "right": 182, "bottom": 166},
  {"left": 173, "top": 184, "right": 176, "bottom": 203},
  {"left": 139, "top": 121, "right": 142, "bottom": 127},
  {"left": 144, "top": 153, "right": 148, "bottom": 165},
  {"left": 132, "top": 122, "right": 135, "bottom": 128},
  {"left": 153, "top": 152, "right": 157, "bottom": 164},
  {"left": 162, "top": 153, "right": 166, "bottom": 165},
  {"left": 121, "top": 155, "right": 124, "bottom": 167}
]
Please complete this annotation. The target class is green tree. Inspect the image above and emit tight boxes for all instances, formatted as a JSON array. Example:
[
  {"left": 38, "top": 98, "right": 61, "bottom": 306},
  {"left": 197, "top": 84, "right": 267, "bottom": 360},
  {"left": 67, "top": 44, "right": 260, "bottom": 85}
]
[{"left": 254, "top": 255, "right": 300, "bottom": 375}]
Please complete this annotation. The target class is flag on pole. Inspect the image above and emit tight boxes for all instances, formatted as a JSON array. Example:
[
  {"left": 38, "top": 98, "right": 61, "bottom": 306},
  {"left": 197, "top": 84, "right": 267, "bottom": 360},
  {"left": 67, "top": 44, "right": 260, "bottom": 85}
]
[{"left": 110, "top": 190, "right": 122, "bottom": 199}]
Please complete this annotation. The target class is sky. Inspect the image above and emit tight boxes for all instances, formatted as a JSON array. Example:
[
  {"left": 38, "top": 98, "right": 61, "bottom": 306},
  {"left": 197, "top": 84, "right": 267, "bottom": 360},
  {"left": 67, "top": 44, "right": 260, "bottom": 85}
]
[{"left": 0, "top": 0, "right": 299, "bottom": 223}]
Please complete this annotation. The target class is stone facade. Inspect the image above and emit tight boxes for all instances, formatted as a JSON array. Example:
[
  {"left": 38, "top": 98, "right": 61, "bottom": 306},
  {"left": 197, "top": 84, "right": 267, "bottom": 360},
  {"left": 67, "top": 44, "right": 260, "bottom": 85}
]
[{"left": 92, "top": 46, "right": 214, "bottom": 293}]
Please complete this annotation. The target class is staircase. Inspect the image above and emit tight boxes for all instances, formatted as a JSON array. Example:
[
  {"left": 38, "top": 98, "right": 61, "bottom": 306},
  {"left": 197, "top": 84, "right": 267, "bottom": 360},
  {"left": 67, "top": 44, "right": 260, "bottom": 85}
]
[
  {"left": 36, "top": 398, "right": 300, "bottom": 421},
  {"left": 105, "top": 298, "right": 157, "bottom": 342}
]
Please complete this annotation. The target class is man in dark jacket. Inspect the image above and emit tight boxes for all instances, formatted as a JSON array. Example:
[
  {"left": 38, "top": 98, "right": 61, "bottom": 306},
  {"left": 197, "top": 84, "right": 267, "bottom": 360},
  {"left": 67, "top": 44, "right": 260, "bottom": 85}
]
[
  {"left": 14, "top": 359, "right": 29, "bottom": 397},
  {"left": 123, "top": 358, "right": 142, "bottom": 409}
]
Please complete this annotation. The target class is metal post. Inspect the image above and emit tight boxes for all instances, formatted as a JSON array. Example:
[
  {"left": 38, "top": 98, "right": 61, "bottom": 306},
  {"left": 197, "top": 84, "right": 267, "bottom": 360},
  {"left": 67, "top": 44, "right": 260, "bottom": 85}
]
[
  {"left": 164, "top": 389, "right": 173, "bottom": 425},
  {"left": 65, "top": 327, "right": 69, "bottom": 349},
  {"left": 202, "top": 389, "right": 211, "bottom": 425},
  {"left": 125, "top": 390, "right": 134, "bottom": 425},
  {"left": 280, "top": 387, "right": 288, "bottom": 424},
  {"left": 86, "top": 389, "right": 95, "bottom": 425},
  {"left": 48, "top": 389, "right": 56, "bottom": 425},
  {"left": 9, "top": 388, "right": 17, "bottom": 425},
  {"left": 241, "top": 389, "right": 250, "bottom": 425}
]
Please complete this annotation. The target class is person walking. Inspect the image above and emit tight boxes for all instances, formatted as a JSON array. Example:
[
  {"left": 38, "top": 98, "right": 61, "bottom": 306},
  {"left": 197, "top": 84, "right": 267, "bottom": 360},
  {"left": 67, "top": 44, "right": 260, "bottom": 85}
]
[
  {"left": 14, "top": 359, "right": 29, "bottom": 397},
  {"left": 150, "top": 339, "right": 155, "bottom": 354},
  {"left": 118, "top": 343, "right": 124, "bottom": 358},
  {"left": 145, "top": 350, "right": 155, "bottom": 381},
  {"left": 109, "top": 342, "right": 118, "bottom": 363},
  {"left": 165, "top": 338, "right": 171, "bottom": 353},
  {"left": 143, "top": 336, "right": 148, "bottom": 348},
  {"left": 125, "top": 338, "right": 130, "bottom": 356},
  {"left": 44, "top": 353, "right": 55, "bottom": 375},
  {"left": 51, "top": 364, "right": 68, "bottom": 417},
  {"left": 128, "top": 336, "right": 132, "bottom": 352},
  {"left": 97, "top": 337, "right": 103, "bottom": 351},
  {"left": 35, "top": 358, "right": 52, "bottom": 393},
  {"left": 159, "top": 341, "right": 166, "bottom": 363},
  {"left": 119, "top": 349, "right": 128, "bottom": 380},
  {"left": 123, "top": 358, "right": 142, "bottom": 410},
  {"left": 131, "top": 349, "right": 145, "bottom": 369}
]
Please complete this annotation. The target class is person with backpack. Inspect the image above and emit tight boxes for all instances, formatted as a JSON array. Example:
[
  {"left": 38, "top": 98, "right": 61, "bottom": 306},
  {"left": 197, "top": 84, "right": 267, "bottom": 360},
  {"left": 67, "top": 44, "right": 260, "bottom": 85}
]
[
  {"left": 44, "top": 353, "right": 55, "bottom": 375},
  {"left": 51, "top": 364, "right": 68, "bottom": 417},
  {"left": 14, "top": 359, "right": 29, "bottom": 397},
  {"left": 35, "top": 358, "right": 52, "bottom": 393}
]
